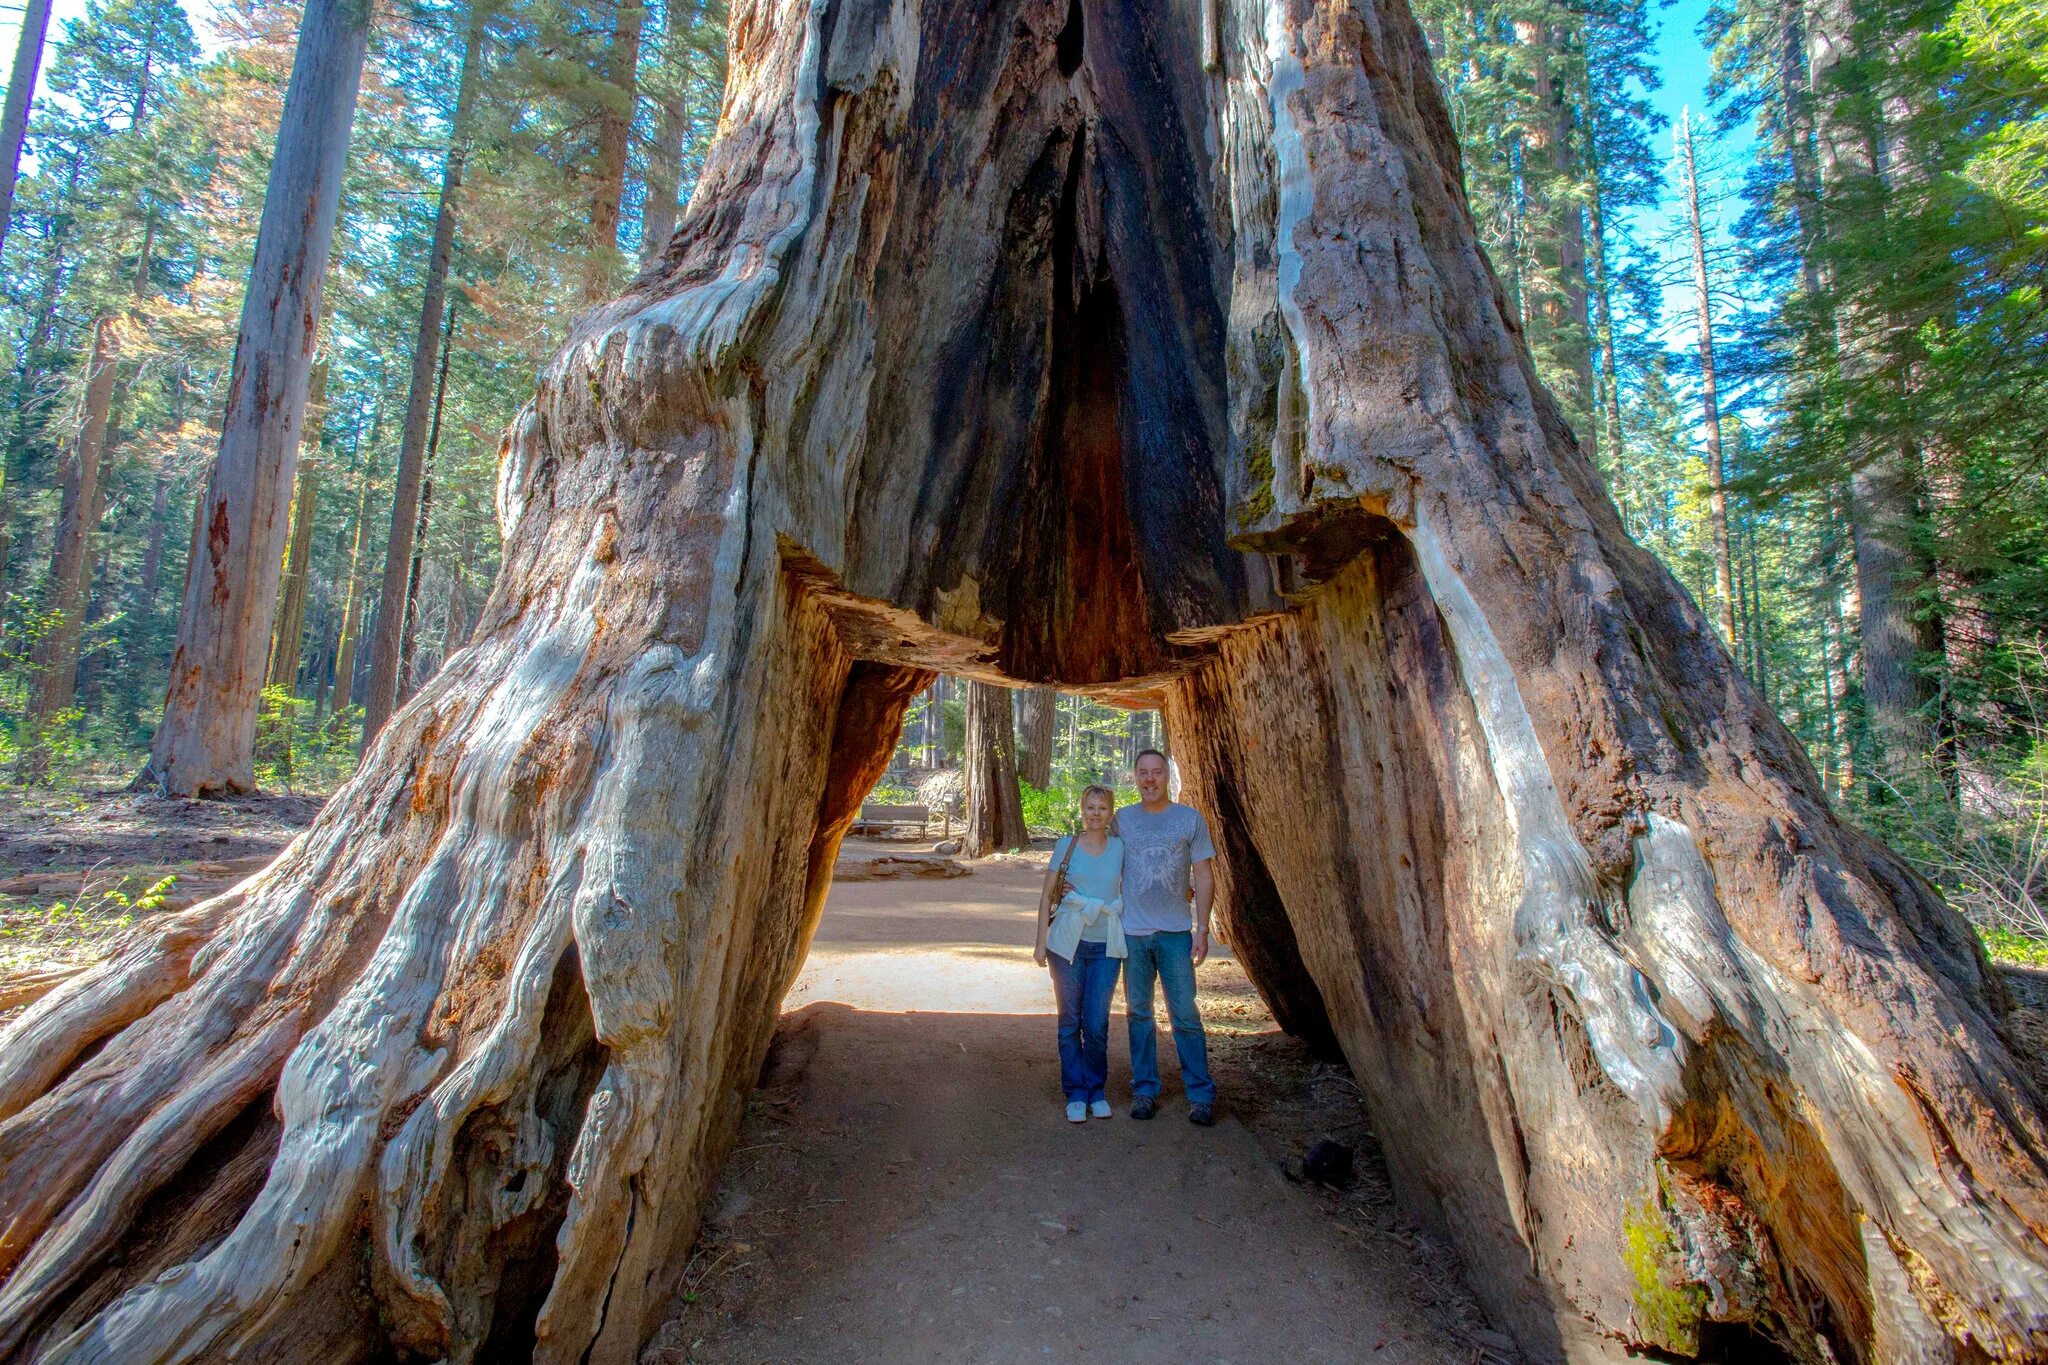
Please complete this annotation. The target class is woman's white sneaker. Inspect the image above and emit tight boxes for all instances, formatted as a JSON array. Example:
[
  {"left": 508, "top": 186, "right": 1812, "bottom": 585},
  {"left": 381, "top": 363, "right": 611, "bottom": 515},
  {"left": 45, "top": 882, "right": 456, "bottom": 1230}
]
[
  {"left": 1066, "top": 1101, "right": 1087, "bottom": 1123},
  {"left": 1089, "top": 1100, "right": 1112, "bottom": 1119}
]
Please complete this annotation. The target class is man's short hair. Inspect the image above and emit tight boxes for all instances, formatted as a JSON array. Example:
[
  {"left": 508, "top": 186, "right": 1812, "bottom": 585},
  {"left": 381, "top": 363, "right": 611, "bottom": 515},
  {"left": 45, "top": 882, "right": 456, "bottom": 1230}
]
[{"left": 1134, "top": 748, "right": 1169, "bottom": 768}]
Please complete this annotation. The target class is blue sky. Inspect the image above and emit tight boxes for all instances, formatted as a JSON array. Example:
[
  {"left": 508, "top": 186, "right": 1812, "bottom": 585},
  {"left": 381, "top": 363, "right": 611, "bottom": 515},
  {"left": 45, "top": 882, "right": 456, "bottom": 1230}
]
[{"left": 4, "top": 0, "right": 1748, "bottom": 346}]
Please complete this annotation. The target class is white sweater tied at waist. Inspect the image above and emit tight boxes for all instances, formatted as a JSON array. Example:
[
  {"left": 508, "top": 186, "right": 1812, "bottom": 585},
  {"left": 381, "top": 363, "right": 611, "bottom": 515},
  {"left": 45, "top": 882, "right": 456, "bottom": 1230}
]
[{"left": 1047, "top": 890, "right": 1126, "bottom": 962}]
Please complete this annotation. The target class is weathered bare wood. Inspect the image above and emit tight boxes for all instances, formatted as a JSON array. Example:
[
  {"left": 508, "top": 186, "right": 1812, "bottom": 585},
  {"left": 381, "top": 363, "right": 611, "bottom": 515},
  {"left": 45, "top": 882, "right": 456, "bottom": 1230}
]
[{"left": 2, "top": 2, "right": 2041, "bottom": 1363}]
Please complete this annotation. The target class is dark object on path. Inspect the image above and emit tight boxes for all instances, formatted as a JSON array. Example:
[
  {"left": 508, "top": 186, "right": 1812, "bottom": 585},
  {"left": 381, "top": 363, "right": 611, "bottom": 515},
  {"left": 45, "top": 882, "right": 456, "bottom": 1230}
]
[{"left": 1288, "top": 1139, "right": 1355, "bottom": 1189}]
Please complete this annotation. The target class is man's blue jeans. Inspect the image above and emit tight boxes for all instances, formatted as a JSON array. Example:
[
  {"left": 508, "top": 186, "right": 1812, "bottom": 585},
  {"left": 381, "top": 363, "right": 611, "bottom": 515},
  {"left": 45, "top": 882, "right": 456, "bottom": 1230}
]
[
  {"left": 1124, "top": 930, "right": 1215, "bottom": 1105},
  {"left": 1049, "top": 940, "right": 1121, "bottom": 1102}
]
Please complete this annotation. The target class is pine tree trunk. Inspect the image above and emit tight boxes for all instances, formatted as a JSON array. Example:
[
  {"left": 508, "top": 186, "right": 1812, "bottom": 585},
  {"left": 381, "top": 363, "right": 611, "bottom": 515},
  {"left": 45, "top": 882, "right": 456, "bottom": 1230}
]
[
  {"left": 134, "top": 467, "right": 172, "bottom": 622},
  {"left": 0, "top": 0, "right": 53, "bottom": 268},
  {"left": 1680, "top": 114, "right": 1738, "bottom": 648},
  {"left": 1806, "top": 0, "right": 1939, "bottom": 794},
  {"left": 266, "top": 362, "right": 328, "bottom": 693},
  {"left": 3, "top": 5, "right": 2042, "bottom": 1363},
  {"left": 963, "top": 680, "right": 1028, "bottom": 855},
  {"left": 329, "top": 473, "right": 372, "bottom": 719},
  {"left": 26, "top": 317, "right": 117, "bottom": 728},
  {"left": 265, "top": 468, "right": 320, "bottom": 694},
  {"left": 586, "top": 0, "right": 645, "bottom": 296},
  {"left": 1512, "top": 15, "right": 1592, "bottom": 431},
  {"left": 641, "top": 0, "right": 708, "bottom": 263},
  {"left": 642, "top": 86, "right": 690, "bottom": 263},
  {"left": 361, "top": 10, "right": 486, "bottom": 747},
  {"left": 139, "top": 0, "right": 369, "bottom": 796},
  {"left": 1580, "top": 69, "right": 1628, "bottom": 497},
  {"left": 1017, "top": 686, "right": 1056, "bottom": 787}
]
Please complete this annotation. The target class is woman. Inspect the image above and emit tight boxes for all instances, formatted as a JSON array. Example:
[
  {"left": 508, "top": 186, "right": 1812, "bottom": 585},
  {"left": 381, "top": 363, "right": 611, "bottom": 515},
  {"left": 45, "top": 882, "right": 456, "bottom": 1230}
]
[{"left": 1034, "top": 784, "right": 1126, "bottom": 1122}]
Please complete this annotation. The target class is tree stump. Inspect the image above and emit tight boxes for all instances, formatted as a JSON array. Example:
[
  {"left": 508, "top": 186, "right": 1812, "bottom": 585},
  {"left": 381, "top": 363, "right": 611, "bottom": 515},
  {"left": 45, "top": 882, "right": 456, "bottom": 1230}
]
[{"left": 2, "top": 0, "right": 2043, "bottom": 1361}]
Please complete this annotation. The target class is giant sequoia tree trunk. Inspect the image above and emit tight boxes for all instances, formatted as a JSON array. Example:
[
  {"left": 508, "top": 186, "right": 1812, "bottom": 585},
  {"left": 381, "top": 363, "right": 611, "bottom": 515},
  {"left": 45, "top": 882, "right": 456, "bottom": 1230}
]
[
  {"left": 6, "top": 2, "right": 2045, "bottom": 1362},
  {"left": 140, "top": 0, "right": 369, "bottom": 795}
]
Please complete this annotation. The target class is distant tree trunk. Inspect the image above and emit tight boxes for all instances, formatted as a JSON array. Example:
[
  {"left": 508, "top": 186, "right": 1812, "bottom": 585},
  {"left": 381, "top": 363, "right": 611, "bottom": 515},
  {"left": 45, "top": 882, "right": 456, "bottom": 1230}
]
[
  {"left": 266, "top": 359, "right": 327, "bottom": 693},
  {"left": 640, "top": 58, "right": 691, "bottom": 260},
  {"left": 964, "top": 681, "right": 1027, "bottom": 855},
  {"left": 267, "top": 470, "right": 321, "bottom": 694},
  {"left": 398, "top": 475, "right": 435, "bottom": 701},
  {"left": 134, "top": 467, "right": 172, "bottom": 622},
  {"left": 0, "top": 0, "right": 53, "bottom": 268},
  {"left": 586, "top": 0, "right": 645, "bottom": 295},
  {"left": 1679, "top": 113, "right": 1737, "bottom": 648},
  {"left": 360, "top": 9, "right": 485, "bottom": 747},
  {"left": 1580, "top": 69, "right": 1627, "bottom": 502},
  {"left": 140, "top": 0, "right": 368, "bottom": 796},
  {"left": 1806, "top": 0, "right": 1939, "bottom": 792},
  {"left": 330, "top": 469, "right": 373, "bottom": 718},
  {"left": 399, "top": 305, "right": 453, "bottom": 704},
  {"left": 1777, "top": 4, "right": 1825, "bottom": 301},
  {"left": 1513, "top": 15, "right": 1591, "bottom": 429},
  {"left": 1018, "top": 686, "right": 1056, "bottom": 787},
  {"left": 25, "top": 317, "right": 117, "bottom": 731}
]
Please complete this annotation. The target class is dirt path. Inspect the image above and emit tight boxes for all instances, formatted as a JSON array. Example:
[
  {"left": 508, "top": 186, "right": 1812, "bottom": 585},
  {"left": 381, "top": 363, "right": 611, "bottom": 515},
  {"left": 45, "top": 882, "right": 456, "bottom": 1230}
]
[{"left": 645, "top": 846, "right": 1510, "bottom": 1365}]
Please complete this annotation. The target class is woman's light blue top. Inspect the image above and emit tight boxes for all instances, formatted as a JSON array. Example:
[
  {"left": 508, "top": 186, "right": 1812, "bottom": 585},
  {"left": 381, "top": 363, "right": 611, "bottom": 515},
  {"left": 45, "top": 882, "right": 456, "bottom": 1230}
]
[{"left": 1054, "top": 834, "right": 1123, "bottom": 943}]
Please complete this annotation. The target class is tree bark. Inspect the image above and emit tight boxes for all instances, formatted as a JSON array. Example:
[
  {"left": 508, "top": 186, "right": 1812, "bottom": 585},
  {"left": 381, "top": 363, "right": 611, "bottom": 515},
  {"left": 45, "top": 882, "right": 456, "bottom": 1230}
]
[
  {"left": 400, "top": 309, "right": 454, "bottom": 704},
  {"left": 1579, "top": 66, "right": 1628, "bottom": 501},
  {"left": 585, "top": 0, "right": 645, "bottom": 297},
  {"left": 0, "top": 0, "right": 53, "bottom": 269},
  {"left": 4, "top": 4, "right": 2043, "bottom": 1364},
  {"left": 361, "top": 9, "right": 486, "bottom": 747},
  {"left": 1679, "top": 113, "right": 1737, "bottom": 647},
  {"left": 266, "top": 361, "right": 328, "bottom": 693},
  {"left": 963, "top": 680, "right": 1028, "bottom": 854},
  {"left": 1512, "top": 16, "right": 1592, "bottom": 433},
  {"left": 1805, "top": 0, "right": 1940, "bottom": 794},
  {"left": 1017, "top": 686, "right": 1056, "bottom": 787},
  {"left": 140, "top": 0, "right": 369, "bottom": 796},
  {"left": 25, "top": 317, "right": 118, "bottom": 728},
  {"left": 329, "top": 471, "right": 373, "bottom": 718}
]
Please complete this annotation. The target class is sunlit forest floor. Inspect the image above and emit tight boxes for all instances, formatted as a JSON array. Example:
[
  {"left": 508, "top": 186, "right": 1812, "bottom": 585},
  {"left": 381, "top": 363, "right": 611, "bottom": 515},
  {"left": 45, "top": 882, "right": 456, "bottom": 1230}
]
[{"left": 0, "top": 786, "right": 322, "bottom": 992}]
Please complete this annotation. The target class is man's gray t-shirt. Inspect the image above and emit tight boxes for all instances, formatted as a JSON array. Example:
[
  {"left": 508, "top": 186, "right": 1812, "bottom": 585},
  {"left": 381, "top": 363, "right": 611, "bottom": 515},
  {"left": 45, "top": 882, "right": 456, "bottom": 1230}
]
[{"left": 1115, "top": 801, "right": 1216, "bottom": 935}]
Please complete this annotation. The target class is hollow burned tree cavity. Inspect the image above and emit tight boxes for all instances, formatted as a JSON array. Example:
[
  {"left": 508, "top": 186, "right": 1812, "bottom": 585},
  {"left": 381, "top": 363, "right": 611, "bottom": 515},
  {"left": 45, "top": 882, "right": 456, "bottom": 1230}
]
[{"left": 3, "top": 1, "right": 2045, "bottom": 1362}]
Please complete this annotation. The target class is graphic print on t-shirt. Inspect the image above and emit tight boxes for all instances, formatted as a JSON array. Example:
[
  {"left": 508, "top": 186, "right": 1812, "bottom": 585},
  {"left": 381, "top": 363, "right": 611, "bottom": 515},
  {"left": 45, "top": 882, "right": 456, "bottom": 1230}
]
[{"left": 1123, "top": 837, "right": 1184, "bottom": 901}]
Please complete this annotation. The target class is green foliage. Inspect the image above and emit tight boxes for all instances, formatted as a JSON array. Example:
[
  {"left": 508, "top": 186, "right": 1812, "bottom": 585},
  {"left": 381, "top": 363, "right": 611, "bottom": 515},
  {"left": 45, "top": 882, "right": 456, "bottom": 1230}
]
[
  {"left": 254, "top": 687, "right": 362, "bottom": 793},
  {"left": 0, "top": 0, "right": 731, "bottom": 790}
]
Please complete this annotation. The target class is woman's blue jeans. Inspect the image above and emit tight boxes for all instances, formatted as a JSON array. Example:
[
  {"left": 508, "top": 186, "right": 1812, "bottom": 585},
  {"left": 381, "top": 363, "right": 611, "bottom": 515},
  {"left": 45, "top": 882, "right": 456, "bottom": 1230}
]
[{"left": 1049, "top": 940, "right": 1121, "bottom": 1102}]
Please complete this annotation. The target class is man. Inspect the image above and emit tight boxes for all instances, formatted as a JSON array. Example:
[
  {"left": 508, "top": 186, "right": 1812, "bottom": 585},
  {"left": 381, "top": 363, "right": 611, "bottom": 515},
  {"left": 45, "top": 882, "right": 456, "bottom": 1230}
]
[{"left": 1117, "top": 749, "right": 1217, "bottom": 1125}]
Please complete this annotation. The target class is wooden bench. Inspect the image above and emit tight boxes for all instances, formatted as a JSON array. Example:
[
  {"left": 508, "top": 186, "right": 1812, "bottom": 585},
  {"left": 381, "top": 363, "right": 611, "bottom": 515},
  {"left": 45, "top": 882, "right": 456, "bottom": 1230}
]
[{"left": 850, "top": 803, "right": 932, "bottom": 839}]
